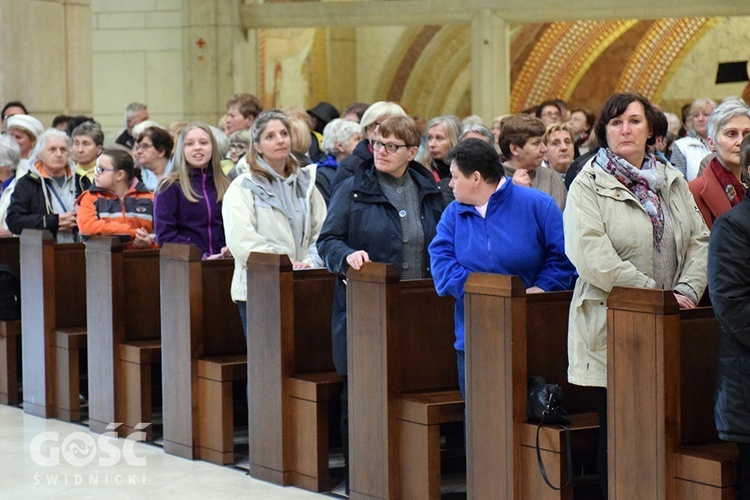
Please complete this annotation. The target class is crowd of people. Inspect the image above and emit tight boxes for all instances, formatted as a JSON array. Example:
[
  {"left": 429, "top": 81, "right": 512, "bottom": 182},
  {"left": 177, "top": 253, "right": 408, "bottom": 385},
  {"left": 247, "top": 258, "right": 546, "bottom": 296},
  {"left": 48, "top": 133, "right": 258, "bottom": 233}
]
[{"left": 2, "top": 90, "right": 750, "bottom": 498}]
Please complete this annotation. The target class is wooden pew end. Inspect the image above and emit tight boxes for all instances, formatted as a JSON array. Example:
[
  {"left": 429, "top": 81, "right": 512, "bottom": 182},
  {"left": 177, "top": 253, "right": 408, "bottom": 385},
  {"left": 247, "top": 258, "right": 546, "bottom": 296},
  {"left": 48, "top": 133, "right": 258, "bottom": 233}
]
[
  {"left": 286, "top": 371, "right": 344, "bottom": 492},
  {"left": 519, "top": 412, "right": 600, "bottom": 499},
  {"left": 54, "top": 327, "right": 87, "bottom": 422},
  {"left": 396, "top": 389, "right": 465, "bottom": 500},
  {"left": 0, "top": 320, "right": 22, "bottom": 405},
  {"left": 197, "top": 354, "right": 247, "bottom": 465},
  {"left": 674, "top": 442, "right": 739, "bottom": 499},
  {"left": 118, "top": 340, "right": 162, "bottom": 441}
]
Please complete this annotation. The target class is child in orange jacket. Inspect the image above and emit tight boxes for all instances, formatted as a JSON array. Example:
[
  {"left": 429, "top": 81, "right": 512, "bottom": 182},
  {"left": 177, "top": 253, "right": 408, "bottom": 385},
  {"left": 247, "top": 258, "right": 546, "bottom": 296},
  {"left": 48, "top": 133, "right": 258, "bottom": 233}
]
[{"left": 75, "top": 148, "right": 157, "bottom": 249}]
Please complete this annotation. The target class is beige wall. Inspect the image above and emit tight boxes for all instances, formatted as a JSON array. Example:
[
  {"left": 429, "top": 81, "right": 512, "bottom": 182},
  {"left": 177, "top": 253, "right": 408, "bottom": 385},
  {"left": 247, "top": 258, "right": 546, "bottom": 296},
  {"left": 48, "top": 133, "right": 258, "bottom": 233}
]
[
  {"left": 0, "top": 0, "right": 92, "bottom": 128},
  {"left": 91, "top": 0, "right": 185, "bottom": 144}
]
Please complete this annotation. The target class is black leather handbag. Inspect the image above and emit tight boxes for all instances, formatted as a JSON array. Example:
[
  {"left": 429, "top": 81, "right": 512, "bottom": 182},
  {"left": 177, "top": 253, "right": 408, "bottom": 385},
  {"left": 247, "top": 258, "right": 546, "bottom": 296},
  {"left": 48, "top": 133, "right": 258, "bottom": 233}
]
[{"left": 527, "top": 376, "right": 572, "bottom": 490}]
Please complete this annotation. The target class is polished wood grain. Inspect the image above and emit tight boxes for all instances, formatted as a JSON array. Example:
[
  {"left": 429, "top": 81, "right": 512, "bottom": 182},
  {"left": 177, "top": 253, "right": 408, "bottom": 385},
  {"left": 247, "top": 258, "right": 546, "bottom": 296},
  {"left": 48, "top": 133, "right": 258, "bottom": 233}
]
[
  {"left": 347, "top": 262, "right": 461, "bottom": 500},
  {"left": 0, "top": 237, "right": 20, "bottom": 405},
  {"left": 160, "top": 243, "right": 245, "bottom": 464},
  {"left": 608, "top": 287, "right": 736, "bottom": 500},
  {"left": 246, "top": 253, "right": 340, "bottom": 492},
  {"left": 85, "top": 237, "right": 161, "bottom": 439},
  {"left": 20, "top": 229, "right": 86, "bottom": 421},
  {"left": 464, "top": 273, "right": 597, "bottom": 500}
]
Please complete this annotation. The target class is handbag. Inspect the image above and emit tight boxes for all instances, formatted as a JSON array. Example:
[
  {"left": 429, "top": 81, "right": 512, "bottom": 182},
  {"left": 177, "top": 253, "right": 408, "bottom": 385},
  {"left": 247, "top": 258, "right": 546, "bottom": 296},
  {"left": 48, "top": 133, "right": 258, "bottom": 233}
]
[{"left": 527, "top": 376, "right": 572, "bottom": 491}]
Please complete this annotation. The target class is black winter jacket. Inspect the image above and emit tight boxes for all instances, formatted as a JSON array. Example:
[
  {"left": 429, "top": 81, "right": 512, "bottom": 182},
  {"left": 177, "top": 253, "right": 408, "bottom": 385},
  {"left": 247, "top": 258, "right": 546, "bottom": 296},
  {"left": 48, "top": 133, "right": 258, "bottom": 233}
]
[
  {"left": 6, "top": 169, "right": 83, "bottom": 239},
  {"left": 708, "top": 194, "right": 750, "bottom": 443},
  {"left": 317, "top": 159, "right": 446, "bottom": 374},
  {"left": 330, "top": 139, "right": 372, "bottom": 189}
]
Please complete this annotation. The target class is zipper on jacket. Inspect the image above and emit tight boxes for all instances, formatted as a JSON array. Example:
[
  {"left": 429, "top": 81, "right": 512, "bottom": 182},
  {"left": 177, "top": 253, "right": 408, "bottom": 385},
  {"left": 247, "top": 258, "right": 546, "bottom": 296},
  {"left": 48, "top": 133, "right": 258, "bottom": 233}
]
[{"left": 201, "top": 169, "right": 214, "bottom": 254}]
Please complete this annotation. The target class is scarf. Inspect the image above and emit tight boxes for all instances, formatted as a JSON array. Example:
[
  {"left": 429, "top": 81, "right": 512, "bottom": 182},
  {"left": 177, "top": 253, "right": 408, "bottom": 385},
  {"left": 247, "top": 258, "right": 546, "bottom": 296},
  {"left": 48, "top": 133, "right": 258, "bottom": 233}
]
[
  {"left": 709, "top": 156, "right": 745, "bottom": 207},
  {"left": 596, "top": 148, "right": 665, "bottom": 249}
]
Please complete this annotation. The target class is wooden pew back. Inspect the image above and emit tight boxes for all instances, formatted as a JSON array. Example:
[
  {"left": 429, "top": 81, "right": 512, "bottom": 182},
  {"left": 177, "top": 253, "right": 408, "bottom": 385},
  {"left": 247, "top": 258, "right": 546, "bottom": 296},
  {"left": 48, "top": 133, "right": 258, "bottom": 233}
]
[
  {"left": 160, "top": 243, "right": 244, "bottom": 459},
  {"left": 85, "top": 237, "right": 161, "bottom": 436},
  {"left": 607, "top": 287, "right": 729, "bottom": 500},
  {"left": 246, "top": 253, "right": 338, "bottom": 490},
  {"left": 347, "top": 263, "right": 457, "bottom": 499},
  {"left": 20, "top": 229, "right": 86, "bottom": 418},
  {"left": 0, "top": 237, "right": 21, "bottom": 405},
  {"left": 464, "top": 273, "right": 596, "bottom": 499}
]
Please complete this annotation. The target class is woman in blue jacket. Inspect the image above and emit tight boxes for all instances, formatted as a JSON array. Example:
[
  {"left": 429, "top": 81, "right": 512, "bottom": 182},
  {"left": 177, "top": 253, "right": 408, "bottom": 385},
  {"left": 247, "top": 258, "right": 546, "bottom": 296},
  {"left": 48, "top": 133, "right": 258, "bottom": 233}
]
[
  {"left": 154, "top": 122, "right": 231, "bottom": 259},
  {"left": 429, "top": 138, "right": 576, "bottom": 399}
]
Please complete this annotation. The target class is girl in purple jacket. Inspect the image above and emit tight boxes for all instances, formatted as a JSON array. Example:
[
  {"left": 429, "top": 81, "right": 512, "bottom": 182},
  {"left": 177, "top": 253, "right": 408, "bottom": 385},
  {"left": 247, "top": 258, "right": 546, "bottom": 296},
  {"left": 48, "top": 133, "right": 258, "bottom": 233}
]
[{"left": 154, "top": 122, "right": 231, "bottom": 259}]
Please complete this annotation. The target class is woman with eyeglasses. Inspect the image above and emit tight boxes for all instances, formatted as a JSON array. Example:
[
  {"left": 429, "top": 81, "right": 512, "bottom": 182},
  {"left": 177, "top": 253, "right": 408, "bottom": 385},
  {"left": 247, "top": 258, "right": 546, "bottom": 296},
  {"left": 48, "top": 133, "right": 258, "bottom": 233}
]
[
  {"left": 75, "top": 149, "right": 157, "bottom": 249},
  {"left": 330, "top": 101, "right": 409, "bottom": 188},
  {"left": 317, "top": 115, "right": 446, "bottom": 490},
  {"left": 135, "top": 126, "right": 174, "bottom": 191}
]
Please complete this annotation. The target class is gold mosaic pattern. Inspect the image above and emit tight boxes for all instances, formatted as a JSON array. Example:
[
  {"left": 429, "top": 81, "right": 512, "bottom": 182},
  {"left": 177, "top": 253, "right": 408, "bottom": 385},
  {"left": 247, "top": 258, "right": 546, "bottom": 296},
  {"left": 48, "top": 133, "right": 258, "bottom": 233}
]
[
  {"left": 616, "top": 18, "right": 713, "bottom": 101},
  {"left": 511, "top": 20, "right": 637, "bottom": 112}
]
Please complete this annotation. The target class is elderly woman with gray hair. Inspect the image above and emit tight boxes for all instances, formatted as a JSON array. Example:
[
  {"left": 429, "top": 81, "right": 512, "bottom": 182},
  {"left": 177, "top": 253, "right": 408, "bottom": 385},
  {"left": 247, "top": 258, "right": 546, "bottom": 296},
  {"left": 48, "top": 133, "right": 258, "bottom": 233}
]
[
  {"left": 222, "top": 109, "right": 327, "bottom": 332},
  {"left": 0, "top": 135, "right": 21, "bottom": 237},
  {"left": 688, "top": 98, "right": 750, "bottom": 230},
  {"left": 315, "top": 118, "right": 363, "bottom": 204},
  {"left": 6, "top": 129, "right": 81, "bottom": 242}
]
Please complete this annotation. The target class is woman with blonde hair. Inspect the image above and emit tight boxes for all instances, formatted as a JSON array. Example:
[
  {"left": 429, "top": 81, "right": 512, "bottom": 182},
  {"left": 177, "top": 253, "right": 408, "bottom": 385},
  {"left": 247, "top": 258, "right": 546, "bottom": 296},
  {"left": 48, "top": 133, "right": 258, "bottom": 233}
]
[
  {"left": 154, "top": 122, "right": 231, "bottom": 259},
  {"left": 222, "top": 109, "right": 326, "bottom": 331}
]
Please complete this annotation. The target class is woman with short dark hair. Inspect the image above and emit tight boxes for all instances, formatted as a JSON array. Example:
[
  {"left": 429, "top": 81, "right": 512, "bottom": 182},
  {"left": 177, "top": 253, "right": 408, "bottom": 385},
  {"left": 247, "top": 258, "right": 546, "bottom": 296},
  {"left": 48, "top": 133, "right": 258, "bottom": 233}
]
[
  {"left": 565, "top": 91, "right": 709, "bottom": 497},
  {"left": 430, "top": 138, "right": 575, "bottom": 400}
]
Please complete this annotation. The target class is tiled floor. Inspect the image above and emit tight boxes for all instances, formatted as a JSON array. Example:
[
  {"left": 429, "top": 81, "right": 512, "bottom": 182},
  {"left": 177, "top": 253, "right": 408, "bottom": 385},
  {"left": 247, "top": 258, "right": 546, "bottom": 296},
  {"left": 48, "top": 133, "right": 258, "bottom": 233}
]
[{"left": 0, "top": 405, "right": 332, "bottom": 499}]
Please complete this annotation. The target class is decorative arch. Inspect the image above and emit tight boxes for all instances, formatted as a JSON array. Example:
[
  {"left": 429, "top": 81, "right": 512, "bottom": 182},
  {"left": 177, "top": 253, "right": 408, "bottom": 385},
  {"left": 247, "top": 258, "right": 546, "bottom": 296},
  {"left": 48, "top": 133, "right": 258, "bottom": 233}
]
[
  {"left": 511, "top": 20, "right": 638, "bottom": 112},
  {"left": 615, "top": 18, "right": 714, "bottom": 101},
  {"left": 399, "top": 24, "right": 471, "bottom": 118}
]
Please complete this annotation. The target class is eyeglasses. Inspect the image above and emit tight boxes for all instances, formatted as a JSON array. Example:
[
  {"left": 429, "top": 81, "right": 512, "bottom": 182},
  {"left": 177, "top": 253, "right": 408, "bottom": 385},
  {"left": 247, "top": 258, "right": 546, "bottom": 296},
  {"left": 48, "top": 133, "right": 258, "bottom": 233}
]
[
  {"left": 371, "top": 139, "right": 410, "bottom": 154},
  {"left": 135, "top": 142, "right": 153, "bottom": 151},
  {"left": 541, "top": 111, "right": 561, "bottom": 119},
  {"left": 94, "top": 166, "right": 115, "bottom": 174},
  {"left": 229, "top": 143, "right": 248, "bottom": 151}
]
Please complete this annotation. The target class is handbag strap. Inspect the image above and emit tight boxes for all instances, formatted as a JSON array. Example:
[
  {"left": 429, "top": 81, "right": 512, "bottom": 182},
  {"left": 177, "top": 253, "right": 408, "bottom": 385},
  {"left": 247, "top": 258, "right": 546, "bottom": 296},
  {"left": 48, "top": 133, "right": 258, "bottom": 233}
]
[{"left": 534, "top": 398, "right": 573, "bottom": 490}]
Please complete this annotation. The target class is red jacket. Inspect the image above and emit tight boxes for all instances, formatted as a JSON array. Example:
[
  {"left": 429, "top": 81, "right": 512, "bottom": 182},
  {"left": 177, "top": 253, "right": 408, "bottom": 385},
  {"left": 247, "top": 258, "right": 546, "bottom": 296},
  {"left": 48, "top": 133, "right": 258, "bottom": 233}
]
[
  {"left": 75, "top": 180, "right": 158, "bottom": 249},
  {"left": 688, "top": 164, "right": 734, "bottom": 230}
]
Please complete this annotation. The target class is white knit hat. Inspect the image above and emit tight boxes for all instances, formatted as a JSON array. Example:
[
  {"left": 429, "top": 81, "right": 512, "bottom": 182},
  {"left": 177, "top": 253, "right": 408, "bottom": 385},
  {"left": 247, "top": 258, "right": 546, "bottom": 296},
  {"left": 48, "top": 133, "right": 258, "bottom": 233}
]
[{"left": 7, "top": 114, "right": 45, "bottom": 139}]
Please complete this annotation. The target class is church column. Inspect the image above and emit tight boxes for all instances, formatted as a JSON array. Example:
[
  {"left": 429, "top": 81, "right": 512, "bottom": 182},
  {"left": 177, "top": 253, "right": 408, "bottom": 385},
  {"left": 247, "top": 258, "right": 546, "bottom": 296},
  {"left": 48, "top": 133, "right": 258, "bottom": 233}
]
[
  {"left": 0, "top": 0, "right": 92, "bottom": 124},
  {"left": 64, "top": 0, "right": 93, "bottom": 116},
  {"left": 183, "top": 0, "right": 239, "bottom": 124},
  {"left": 471, "top": 10, "right": 509, "bottom": 123}
]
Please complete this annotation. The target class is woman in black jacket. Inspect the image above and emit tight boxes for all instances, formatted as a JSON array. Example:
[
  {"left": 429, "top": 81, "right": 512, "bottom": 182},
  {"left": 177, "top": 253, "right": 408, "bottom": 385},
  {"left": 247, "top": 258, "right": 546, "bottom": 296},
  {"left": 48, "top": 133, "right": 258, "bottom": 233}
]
[
  {"left": 317, "top": 116, "right": 446, "bottom": 490},
  {"left": 708, "top": 135, "right": 750, "bottom": 500}
]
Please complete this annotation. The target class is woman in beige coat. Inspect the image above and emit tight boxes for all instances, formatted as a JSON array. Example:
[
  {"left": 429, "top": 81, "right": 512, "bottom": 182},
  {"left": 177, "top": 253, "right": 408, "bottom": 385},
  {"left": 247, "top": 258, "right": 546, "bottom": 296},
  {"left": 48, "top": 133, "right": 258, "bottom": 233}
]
[
  {"left": 222, "top": 110, "right": 327, "bottom": 334},
  {"left": 564, "top": 92, "right": 709, "bottom": 498}
]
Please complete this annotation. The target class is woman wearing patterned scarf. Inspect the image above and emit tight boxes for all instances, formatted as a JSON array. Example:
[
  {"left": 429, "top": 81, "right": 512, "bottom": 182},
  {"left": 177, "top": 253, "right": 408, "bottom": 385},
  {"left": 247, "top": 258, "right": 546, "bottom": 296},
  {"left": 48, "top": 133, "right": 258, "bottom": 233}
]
[
  {"left": 563, "top": 92, "right": 709, "bottom": 498},
  {"left": 689, "top": 98, "right": 750, "bottom": 230}
]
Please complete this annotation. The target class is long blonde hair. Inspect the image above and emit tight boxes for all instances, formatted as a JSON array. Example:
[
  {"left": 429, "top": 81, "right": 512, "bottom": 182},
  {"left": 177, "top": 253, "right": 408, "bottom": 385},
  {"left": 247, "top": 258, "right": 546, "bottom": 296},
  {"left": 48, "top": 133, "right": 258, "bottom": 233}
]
[{"left": 158, "top": 122, "right": 230, "bottom": 202}]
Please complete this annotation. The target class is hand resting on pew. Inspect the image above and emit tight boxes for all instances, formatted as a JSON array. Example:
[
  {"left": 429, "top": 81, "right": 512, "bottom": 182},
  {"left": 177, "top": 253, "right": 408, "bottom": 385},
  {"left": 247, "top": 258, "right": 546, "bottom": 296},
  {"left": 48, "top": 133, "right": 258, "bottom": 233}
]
[
  {"left": 346, "top": 250, "right": 370, "bottom": 271},
  {"left": 205, "top": 245, "right": 232, "bottom": 260},
  {"left": 526, "top": 286, "right": 544, "bottom": 294},
  {"left": 673, "top": 292, "right": 696, "bottom": 309}
]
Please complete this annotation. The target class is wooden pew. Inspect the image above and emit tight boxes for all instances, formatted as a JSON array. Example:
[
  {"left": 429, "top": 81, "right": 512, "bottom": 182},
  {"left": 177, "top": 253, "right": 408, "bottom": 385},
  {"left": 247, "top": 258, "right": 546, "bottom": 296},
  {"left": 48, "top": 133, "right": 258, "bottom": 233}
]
[
  {"left": 85, "top": 237, "right": 161, "bottom": 440},
  {"left": 160, "top": 243, "right": 246, "bottom": 464},
  {"left": 607, "top": 287, "right": 737, "bottom": 500},
  {"left": 0, "top": 237, "right": 21, "bottom": 405},
  {"left": 347, "top": 262, "right": 464, "bottom": 500},
  {"left": 20, "top": 229, "right": 87, "bottom": 421},
  {"left": 464, "top": 273, "right": 599, "bottom": 500},
  {"left": 246, "top": 253, "right": 341, "bottom": 492}
]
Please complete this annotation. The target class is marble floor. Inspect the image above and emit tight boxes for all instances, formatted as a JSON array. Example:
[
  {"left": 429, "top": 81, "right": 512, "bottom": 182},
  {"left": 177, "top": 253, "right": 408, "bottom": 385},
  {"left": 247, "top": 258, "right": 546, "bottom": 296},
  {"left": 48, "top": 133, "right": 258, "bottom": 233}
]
[{"left": 0, "top": 405, "right": 334, "bottom": 499}]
